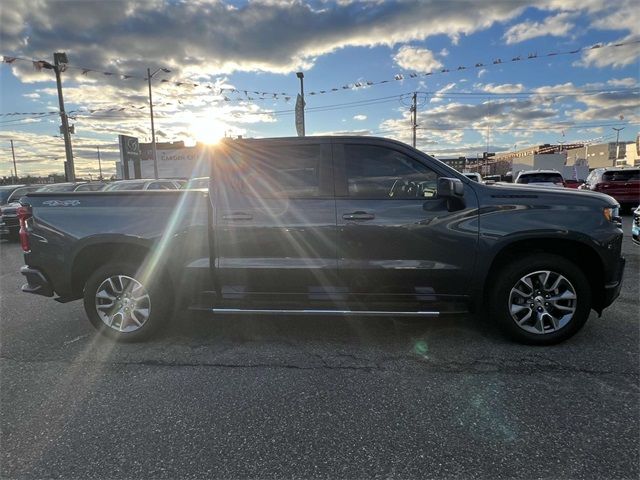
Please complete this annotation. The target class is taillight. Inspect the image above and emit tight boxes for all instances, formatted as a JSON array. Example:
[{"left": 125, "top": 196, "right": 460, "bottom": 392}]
[{"left": 17, "top": 205, "right": 32, "bottom": 252}]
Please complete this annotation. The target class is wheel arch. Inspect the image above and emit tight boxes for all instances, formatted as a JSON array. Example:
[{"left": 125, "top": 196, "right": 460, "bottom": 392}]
[
  {"left": 482, "top": 237, "right": 605, "bottom": 313},
  {"left": 69, "top": 237, "right": 170, "bottom": 299}
]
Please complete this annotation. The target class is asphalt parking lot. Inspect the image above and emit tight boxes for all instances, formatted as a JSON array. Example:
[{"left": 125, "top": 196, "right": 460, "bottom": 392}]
[{"left": 1, "top": 216, "right": 638, "bottom": 479}]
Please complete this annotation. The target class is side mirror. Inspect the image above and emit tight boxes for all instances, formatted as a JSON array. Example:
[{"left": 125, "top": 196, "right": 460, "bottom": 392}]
[{"left": 437, "top": 177, "right": 464, "bottom": 199}]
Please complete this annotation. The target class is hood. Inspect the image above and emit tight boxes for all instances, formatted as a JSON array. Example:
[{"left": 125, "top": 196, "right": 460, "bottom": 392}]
[{"left": 482, "top": 182, "right": 618, "bottom": 206}]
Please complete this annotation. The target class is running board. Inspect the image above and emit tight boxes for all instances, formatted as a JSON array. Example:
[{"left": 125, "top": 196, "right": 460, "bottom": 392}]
[{"left": 190, "top": 307, "right": 439, "bottom": 317}]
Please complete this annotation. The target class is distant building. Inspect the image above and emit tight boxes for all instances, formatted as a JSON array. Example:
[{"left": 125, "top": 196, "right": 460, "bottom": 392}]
[
  {"left": 116, "top": 141, "right": 211, "bottom": 179},
  {"left": 494, "top": 144, "right": 578, "bottom": 175},
  {"left": 565, "top": 138, "right": 638, "bottom": 169},
  {"left": 437, "top": 156, "right": 467, "bottom": 171}
]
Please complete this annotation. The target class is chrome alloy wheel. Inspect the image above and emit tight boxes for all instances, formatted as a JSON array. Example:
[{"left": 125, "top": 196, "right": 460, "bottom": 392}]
[
  {"left": 94, "top": 275, "right": 151, "bottom": 333},
  {"left": 508, "top": 270, "right": 577, "bottom": 335}
]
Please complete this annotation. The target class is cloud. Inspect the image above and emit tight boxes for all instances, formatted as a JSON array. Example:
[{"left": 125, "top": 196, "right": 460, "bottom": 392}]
[
  {"left": 482, "top": 83, "right": 525, "bottom": 93},
  {"left": 353, "top": 114, "right": 367, "bottom": 121},
  {"left": 393, "top": 46, "right": 443, "bottom": 73},
  {"left": 503, "top": 12, "right": 575, "bottom": 44},
  {"left": 576, "top": 34, "right": 640, "bottom": 68},
  {"left": 607, "top": 77, "right": 638, "bottom": 87},
  {"left": 1, "top": 0, "right": 533, "bottom": 80}
]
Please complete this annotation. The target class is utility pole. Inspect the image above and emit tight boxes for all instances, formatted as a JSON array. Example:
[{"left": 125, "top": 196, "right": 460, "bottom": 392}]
[
  {"left": 410, "top": 92, "right": 417, "bottom": 148},
  {"left": 147, "top": 68, "right": 158, "bottom": 179},
  {"left": 53, "top": 52, "right": 75, "bottom": 181},
  {"left": 146, "top": 67, "right": 171, "bottom": 179},
  {"left": 10, "top": 140, "right": 18, "bottom": 182},
  {"left": 612, "top": 127, "right": 624, "bottom": 166},
  {"left": 96, "top": 145, "right": 103, "bottom": 180},
  {"left": 296, "top": 72, "right": 305, "bottom": 136}
]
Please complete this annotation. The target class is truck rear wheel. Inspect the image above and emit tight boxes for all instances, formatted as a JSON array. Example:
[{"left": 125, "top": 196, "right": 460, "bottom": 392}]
[
  {"left": 489, "top": 254, "right": 591, "bottom": 345},
  {"left": 83, "top": 262, "right": 169, "bottom": 341}
]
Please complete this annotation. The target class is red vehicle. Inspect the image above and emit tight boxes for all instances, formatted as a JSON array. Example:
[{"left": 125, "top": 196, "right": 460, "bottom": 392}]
[
  {"left": 564, "top": 179, "right": 584, "bottom": 189},
  {"left": 580, "top": 167, "right": 640, "bottom": 211}
]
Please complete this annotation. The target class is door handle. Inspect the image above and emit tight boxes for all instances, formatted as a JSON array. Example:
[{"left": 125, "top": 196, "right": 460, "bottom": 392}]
[
  {"left": 222, "top": 212, "right": 253, "bottom": 221},
  {"left": 342, "top": 211, "right": 375, "bottom": 221}
]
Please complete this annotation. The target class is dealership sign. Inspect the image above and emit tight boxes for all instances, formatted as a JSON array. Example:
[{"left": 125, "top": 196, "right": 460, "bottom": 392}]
[{"left": 118, "top": 135, "right": 141, "bottom": 178}]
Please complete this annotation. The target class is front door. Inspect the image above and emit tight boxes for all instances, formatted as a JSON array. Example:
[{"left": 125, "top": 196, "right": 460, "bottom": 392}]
[
  {"left": 333, "top": 141, "right": 479, "bottom": 312},
  {"left": 213, "top": 139, "right": 338, "bottom": 306}
]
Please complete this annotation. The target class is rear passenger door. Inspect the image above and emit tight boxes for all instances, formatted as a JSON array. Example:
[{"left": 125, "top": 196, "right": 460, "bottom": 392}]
[
  {"left": 333, "top": 140, "right": 478, "bottom": 311},
  {"left": 212, "top": 140, "right": 338, "bottom": 304}
]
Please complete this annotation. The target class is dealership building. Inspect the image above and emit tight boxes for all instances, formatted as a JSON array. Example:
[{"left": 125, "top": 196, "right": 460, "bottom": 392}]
[{"left": 116, "top": 139, "right": 211, "bottom": 179}]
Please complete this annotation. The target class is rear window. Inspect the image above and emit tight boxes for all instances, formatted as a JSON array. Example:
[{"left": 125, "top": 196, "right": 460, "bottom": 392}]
[
  {"left": 517, "top": 173, "right": 564, "bottom": 184},
  {"left": 602, "top": 170, "right": 639, "bottom": 182}
]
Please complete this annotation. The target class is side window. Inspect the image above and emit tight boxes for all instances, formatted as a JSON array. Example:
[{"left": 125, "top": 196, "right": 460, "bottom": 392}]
[
  {"left": 219, "top": 144, "right": 322, "bottom": 198},
  {"left": 344, "top": 145, "right": 438, "bottom": 199}
]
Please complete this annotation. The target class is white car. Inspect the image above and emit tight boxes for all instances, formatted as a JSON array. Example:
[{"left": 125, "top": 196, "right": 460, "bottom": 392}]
[{"left": 514, "top": 170, "right": 565, "bottom": 188}]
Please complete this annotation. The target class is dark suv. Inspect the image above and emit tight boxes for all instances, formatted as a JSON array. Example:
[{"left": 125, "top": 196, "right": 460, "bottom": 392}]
[{"left": 580, "top": 167, "right": 640, "bottom": 211}]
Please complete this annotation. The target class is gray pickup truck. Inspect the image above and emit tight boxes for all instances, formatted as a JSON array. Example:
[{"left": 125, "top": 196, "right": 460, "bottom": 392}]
[{"left": 19, "top": 137, "right": 625, "bottom": 344}]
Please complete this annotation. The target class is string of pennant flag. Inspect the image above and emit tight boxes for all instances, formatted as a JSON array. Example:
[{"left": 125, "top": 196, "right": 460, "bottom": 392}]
[{"left": 2, "top": 39, "right": 639, "bottom": 103}]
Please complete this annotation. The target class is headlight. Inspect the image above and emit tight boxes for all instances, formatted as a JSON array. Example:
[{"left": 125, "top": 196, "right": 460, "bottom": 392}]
[{"left": 603, "top": 206, "right": 622, "bottom": 228}]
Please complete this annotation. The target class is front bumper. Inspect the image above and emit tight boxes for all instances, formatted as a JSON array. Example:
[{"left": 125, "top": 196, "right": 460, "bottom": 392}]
[
  {"left": 20, "top": 265, "right": 54, "bottom": 297},
  {"left": 602, "top": 256, "right": 625, "bottom": 309}
]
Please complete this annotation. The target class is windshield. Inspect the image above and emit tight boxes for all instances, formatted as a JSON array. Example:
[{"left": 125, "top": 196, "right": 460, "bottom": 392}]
[
  {"left": 104, "top": 182, "right": 147, "bottom": 191},
  {"left": 517, "top": 173, "right": 564, "bottom": 184},
  {"left": 36, "top": 183, "right": 79, "bottom": 192},
  {"left": 74, "top": 183, "right": 106, "bottom": 191}
]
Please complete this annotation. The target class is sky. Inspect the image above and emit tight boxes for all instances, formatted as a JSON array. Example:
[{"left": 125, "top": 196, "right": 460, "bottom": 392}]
[{"left": 0, "top": 0, "right": 638, "bottom": 178}]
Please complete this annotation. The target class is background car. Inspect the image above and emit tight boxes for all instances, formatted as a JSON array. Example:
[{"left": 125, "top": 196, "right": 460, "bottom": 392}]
[
  {"left": 564, "top": 179, "right": 585, "bottom": 189},
  {"left": 74, "top": 182, "right": 108, "bottom": 192},
  {"left": 462, "top": 172, "right": 482, "bottom": 182},
  {"left": 632, "top": 205, "right": 640, "bottom": 246},
  {"left": 36, "top": 182, "right": 87, "bottom": 192},
  {"left": 514, "top": 170, "right": 565, "bottom": 187},
  {"left": 103, "top": 179, "right": 184, "bottom": 191},
  {"left": 579, "top": 167, "right": 640, "bottom": 212},
  {"left": 183, "top": 177, "right": 210, "bottom": 189},
  {"left": 0, "top": 185, "right": 42, "bottom": 206}
]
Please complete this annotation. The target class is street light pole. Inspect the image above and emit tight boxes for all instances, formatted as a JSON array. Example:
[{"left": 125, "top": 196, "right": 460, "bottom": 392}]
[
  {"left": 147, "top": 67, "right": 171, "bottom": 179},
  {"left": 612, "top": 127, "right": 624, "bottom": 166},
  {"left": 147, "top": 68, "right": 159, "bottom": 179},
  {"left": 10, "top": 140, "right": 18, "bottom": 182},
  {"left": 296, "top": 71, "right": 305, "bottom": 136},
  {"left": 96, "top": 145, "right": 103, "bottom": 180},
  {"left": 53, "top": 52, "right": 75, "bottom": 181}
]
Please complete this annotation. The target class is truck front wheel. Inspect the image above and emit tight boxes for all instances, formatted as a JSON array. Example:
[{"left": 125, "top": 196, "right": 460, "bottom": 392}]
[
  {"left": 489, "top": 254, "right": 592, "bottom": 345},
  {"left": 83, "top": 262, "right": 169, "bottom": 341}
]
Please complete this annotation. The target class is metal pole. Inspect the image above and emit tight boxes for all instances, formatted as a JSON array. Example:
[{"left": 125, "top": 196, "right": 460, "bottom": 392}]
[
  {"left": 10, "top": 140, "right": 18, "bottom": 182},
  {"left": 54, "top": 53, "right": 75, "bottom": 181},
  {"left": 297, "top": 72, "right": 305, "bottom": 137},
  {"left": 96, "top": 146, "right": 103, "bottom": 180},
  {"left": 148, "top": 68, "right": 159, "bottom": 179},
  {"left": 411, "top": 92, "right": 417, "bottom": 148},
  {"left": 612, "top": 127, "right": 624, "bottom": 166}
]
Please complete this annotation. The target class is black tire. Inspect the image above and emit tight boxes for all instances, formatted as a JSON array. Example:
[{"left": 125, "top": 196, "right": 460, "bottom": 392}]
[
  {"left": 83, "top": 262, "right": 170, "bottom": 342},
  {"left": 489, "top": 254, "right": 591, "bottom": 345}
]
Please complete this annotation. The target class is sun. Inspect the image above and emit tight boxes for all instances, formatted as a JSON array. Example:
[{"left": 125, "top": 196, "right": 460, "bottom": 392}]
[{"left": 190, "top": 115, "right": 227, "bottom": 144}]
